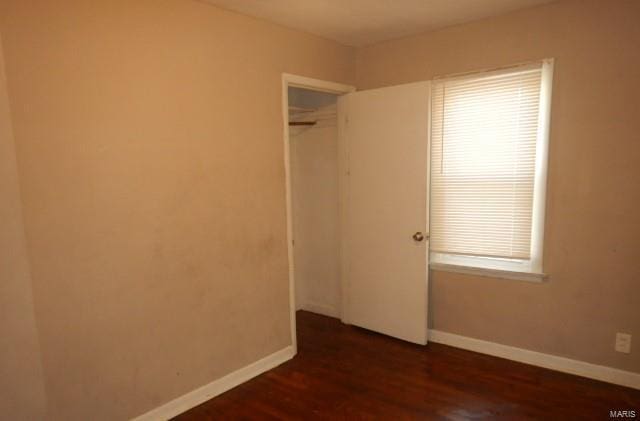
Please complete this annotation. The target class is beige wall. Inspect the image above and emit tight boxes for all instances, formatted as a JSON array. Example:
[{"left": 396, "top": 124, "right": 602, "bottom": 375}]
[
  {"left": 291, "top": 104, "right": 341, "bottom": 317},
  {"left": 0, "top": 1, "right": 354, "bottom": 419},
  {"left": 357, "top": 0, "right": 640, "bottom": 373},
  {"left": 0, "top": 34, "right": 48, "bottom": 421}
]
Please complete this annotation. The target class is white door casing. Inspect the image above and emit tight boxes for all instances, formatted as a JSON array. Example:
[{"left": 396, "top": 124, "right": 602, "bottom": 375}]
[{"left": 282, "top": 74, "right": 355, "bottom": 353}]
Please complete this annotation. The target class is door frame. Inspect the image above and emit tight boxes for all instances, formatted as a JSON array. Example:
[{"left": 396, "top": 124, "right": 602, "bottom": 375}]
[{"left": 282, "top": 74, "right": 355, "bottom": 354}]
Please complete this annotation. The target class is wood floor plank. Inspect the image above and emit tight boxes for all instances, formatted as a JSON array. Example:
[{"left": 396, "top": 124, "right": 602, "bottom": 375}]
[{"left": 176, "top": 311, "right": 640, "bottom": 420}]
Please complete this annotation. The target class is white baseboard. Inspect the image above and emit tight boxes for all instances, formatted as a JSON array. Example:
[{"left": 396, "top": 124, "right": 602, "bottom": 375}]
[
  {"left": 301, "top": 301, "right": 340, "bottom": 318},
  {"left": 132, "top": 346, "right": 296, "bottom": 421},
  {"left": 429, "top": 330, "right": 640, "bottom": 390}
]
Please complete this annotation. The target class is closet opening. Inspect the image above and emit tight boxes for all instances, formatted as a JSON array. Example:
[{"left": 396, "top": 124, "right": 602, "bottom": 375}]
[{"left": 282, "top": 75, "right": 354, "bottom": 352}]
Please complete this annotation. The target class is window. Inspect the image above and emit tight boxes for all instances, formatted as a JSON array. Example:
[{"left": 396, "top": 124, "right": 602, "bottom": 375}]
[{"left": 429, "top": 60, "right": 553, "bottom": 281}]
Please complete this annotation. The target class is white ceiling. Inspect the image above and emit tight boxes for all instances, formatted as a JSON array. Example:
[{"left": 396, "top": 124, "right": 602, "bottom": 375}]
[{"left": 202, "top": 0, "right": 556, "bottom": 47}]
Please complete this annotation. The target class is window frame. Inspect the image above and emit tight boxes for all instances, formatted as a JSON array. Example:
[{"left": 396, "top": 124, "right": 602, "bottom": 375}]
[{"left": 428, "top": 59, "right": 554, "bottom": 282}]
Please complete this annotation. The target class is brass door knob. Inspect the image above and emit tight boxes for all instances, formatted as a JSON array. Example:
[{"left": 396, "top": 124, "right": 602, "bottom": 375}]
[{"left": 412, "top": 232, "right": 425, "bottom": 242}]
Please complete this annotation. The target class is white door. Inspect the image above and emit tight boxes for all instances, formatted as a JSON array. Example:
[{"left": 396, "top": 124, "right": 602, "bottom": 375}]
[{"left": 338, "top": 82, "right": 430, "bottom": 345}]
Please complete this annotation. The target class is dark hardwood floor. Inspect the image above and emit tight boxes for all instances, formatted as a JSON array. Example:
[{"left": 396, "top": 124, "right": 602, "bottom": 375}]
[{"left": 177, "top": 311, "right": 639, "bottom": 420}]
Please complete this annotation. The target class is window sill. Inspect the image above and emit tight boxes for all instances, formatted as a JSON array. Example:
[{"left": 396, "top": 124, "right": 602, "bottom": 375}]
[{"left": 429, "top": 262, "right": 548, "bottom": 283}]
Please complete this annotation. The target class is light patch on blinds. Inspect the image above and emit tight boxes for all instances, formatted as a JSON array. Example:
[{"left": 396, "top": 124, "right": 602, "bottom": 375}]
[{"left": 430, "top": 65, "right": 543, "bottom": 260}]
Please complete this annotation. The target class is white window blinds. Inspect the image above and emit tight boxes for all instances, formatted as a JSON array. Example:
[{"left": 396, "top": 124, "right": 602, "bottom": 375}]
[{"left": 430, "top": 64, "right": 545, "bottom": 260}]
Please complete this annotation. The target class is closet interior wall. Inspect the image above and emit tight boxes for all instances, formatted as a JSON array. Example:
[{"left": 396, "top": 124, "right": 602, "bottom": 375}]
[{"left": 289, "top": 89, "right": 341, "bottom": 318}]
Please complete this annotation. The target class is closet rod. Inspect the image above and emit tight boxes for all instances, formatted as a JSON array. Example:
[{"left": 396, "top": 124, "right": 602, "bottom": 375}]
[{"left": 289, "top": 121, "right": 316, "bottom": 126}]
